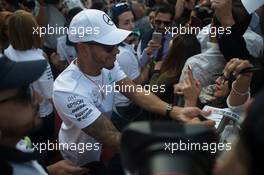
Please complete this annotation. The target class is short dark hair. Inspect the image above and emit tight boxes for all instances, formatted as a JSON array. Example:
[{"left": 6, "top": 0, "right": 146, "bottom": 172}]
[
  {"left": 109, "top": 1, "right": 133, "bottom": 26},
  {"left": 154, "top": 3, "right": 175, "bottom": 20}
]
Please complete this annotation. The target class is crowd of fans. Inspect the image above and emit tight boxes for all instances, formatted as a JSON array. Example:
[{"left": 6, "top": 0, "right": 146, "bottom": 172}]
[{"left": 0, "top": 0, "right": 264, "bottom": 174}]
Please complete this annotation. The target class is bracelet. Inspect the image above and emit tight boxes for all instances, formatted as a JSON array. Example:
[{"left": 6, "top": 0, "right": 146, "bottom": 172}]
[
  {"left": 231, "top": 82, "right": 250, "bottom": 96},
  {"left": 166, "top": 104, "right": 173, "bottom": 118}
]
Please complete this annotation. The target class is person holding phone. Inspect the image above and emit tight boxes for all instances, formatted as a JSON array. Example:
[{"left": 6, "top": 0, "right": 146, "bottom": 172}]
[{"left": 137, "top": 3, "right": 174, "bottom": 68}]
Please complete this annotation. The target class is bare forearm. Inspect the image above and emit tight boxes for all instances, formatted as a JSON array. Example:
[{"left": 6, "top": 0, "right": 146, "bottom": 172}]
[
  {"left": 82, "top": 115, "right": 121, "bottom": 152},
  {"left": 120, "top": 78, "right": 168, "bottom": 116},
  {"left": 175, "top": 0, "right": 185, "bottom": 20},
  {"left": 132, "top": 90, "right": 168, "bottom": 115},
  {"left": 134, "top": 66, "right": 150, "bottom": 85}
]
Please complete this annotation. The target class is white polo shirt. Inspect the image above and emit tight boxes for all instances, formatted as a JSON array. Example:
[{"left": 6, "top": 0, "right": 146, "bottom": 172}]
[
  {"left": 115, "top": 43, "right": 140, "bottom": 107},
  {"left": 57, "top": 35, "right": 77, "bottom": 63},
  {"left": 53, "top": 60, "right": 126, "bottom": 165},
  {"left": 4, "top": 45, "right": 54, "bottom": 118}
]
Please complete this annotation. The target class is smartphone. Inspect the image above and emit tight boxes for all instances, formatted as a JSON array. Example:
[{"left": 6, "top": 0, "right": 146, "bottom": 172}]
[{"left": 152, "top": 32, "right": 163, "bottom": 44}]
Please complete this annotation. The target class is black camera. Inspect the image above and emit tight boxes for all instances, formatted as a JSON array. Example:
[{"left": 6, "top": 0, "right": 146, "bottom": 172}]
[{"left": 121, "top": 121, "right": 218, "bottom": 175}]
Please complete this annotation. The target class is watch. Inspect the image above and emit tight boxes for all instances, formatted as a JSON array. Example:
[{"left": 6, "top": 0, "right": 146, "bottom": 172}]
[{"left": 166, "top": 104, "right": 173, "bottom": 118}]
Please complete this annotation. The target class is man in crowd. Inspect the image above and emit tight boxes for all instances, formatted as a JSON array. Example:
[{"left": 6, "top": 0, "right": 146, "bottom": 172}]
[
  {"left": 0, "top": 55, "right": 88, "bottom": 175},
  {"left": 109, "top": 2, "right": 151, "bottom": 131},
  {"left": 52, "top": 9, "right": 214, "bottom": 168},
  {"left": 137, "top": 3, "right": 174, "bottom": 67}
]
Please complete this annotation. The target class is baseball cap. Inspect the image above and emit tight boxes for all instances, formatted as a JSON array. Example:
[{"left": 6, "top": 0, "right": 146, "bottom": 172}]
[
  {"left": 0, "top": 55, "right": 47, "bottom": 89},
  {"left": 109, "top": 2, "right": 132, "bottom": 25},
  {"left": 68, "top": 9, "right": 131, "bottom": 45}
]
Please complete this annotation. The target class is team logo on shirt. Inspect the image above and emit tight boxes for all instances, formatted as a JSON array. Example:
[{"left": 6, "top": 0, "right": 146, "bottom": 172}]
[{"left": 108, "top": 73, "right": 113, "bottom": 82}]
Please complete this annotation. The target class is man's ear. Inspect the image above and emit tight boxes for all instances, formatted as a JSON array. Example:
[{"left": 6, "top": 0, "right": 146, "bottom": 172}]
[{"left": 76, "top": 43, "right": 90, "bottom": 53}]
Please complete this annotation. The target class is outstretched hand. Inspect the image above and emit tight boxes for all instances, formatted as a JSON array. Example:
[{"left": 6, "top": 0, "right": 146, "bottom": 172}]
[
  {"left": 48, "top": 160, "right": 89, "bottom": 175},
  {"left": 170, "top": 106, "right": 215, "bottom": 127}
]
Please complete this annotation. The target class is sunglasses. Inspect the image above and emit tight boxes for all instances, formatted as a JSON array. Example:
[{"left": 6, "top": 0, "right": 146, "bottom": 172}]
[
  {"left": 155, "top": 20, "right": 171, "bottom": 27},
  {"left": 0, "top": 86, "right": 32, "bottom": 104},
  {"left": 214, "top": 66, "right": 262, "bottom": 83},
  {"left": 85, "top": 42, "right": 116, "bottom": 53}
]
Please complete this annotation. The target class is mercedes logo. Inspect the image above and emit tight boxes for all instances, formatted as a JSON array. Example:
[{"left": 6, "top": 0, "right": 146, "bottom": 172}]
[{"left": 103, "top": 14, "right": 114, "bottom": 26}]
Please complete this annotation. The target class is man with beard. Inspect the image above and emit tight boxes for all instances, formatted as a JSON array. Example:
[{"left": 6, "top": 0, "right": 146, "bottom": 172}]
[
  {"left": 52, "top": 9, "right": 214, "bottom": 168},
  {"left": 0, "top": 55, "right": 88, "bottom": 175}
]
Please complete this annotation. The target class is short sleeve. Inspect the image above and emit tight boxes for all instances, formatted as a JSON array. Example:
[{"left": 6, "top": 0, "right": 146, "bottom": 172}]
[
  {"left": 34, "top": 62, "right": 54, "bottom": 98},
  {"left": 117, "top": 51, "right": 140, "bottom": 80},
  {"left": 110, "top": 61, "right": 127, "bottom": 82},
  {"left": 53, "top": 91, "right": 102, "bottom": 129},
  {"left": 57, "top": 38, "right": 67, "bottom": 61}
]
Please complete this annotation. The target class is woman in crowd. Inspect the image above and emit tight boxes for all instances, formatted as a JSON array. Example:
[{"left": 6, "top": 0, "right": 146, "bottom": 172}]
[
  {"left": 4, "top": 10, "right": 54, "bottom": 160},
  {"left": 149, "top": 33, "right": 201, "bottom": 107},
  {"left": 213, "top": 58, "right": 262, "bottom": 175}
]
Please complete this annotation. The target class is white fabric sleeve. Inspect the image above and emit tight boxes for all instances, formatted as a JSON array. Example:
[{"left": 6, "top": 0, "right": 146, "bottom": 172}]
[
  {"left": 53, "top": 92, "right": 102, "bottom": 129},
  {"left": 136, "top": 40, "right": 143, "bottom": 59},
  {"left": 111, "top": 61, "right": 127, "bottom": 82},
  {"left": 35, "top": 63, "right": 54, "bottom": 98},
  {"left": 226, "top": 93, "right": 251, "bottom": 114},
  {"left": 117, "top": 51, "right": 140, "bottom": 80},
  {"left": 57, "top": 38, "right": 67, "bottom": 61}
]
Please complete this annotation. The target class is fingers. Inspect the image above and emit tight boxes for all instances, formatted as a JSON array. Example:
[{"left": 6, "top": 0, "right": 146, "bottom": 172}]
[
  {"left": 189, "top": 107, "right": 211, "bottom": 118},
  {"left": 224, "top": 58, "right": 240, "bottom": 78},
  {"left": 174, "top": 84, "right": 184, "bottom": 94},
  {"left": 224, "top": 58, "right": 253, "bottom": 78},
  {"left": 199, "top": 109, "right": 211, "bottom": 117},
  {"left": 148, "top": 40, "right": 162, "bottom": 48},
  {"left": 234, "top": 60, "right": 253, "bottom": 76},
  {"left": 188, "top": 118, "right": 216, "bottom": 127},
  {"left": 58, "top": 160, "right": 89, "bottom": 175},
  {"left": 199, "top": 120, "right": 216, "bottom": 127},
  {"left": 65, "top": 166, "right": 88, "bottom": 175}
]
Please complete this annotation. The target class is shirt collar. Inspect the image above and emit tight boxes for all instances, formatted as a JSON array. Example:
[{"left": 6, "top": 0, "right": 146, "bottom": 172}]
[{"left": 206, "top": 42, "right": 219, "bottom": 50}]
